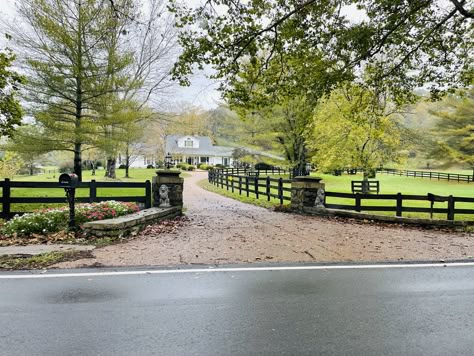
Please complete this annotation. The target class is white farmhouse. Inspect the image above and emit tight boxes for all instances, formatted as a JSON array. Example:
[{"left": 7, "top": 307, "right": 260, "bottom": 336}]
[{"left": 165, "top": 135, "right": 234, "bottom": 166}]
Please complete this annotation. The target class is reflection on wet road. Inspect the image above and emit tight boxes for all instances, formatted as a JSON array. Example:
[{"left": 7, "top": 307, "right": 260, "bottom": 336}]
[{"left": 1, "top": 265, "right": 474, "bottom": 355}]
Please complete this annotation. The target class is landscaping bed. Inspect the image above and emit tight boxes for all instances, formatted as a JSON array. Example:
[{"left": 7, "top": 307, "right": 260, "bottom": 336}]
[{"left": 2, "top": 201, "right": 140, "bottom": 238}]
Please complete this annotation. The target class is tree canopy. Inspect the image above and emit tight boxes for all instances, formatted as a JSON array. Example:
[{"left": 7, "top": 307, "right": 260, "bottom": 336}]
[
  {"left": 308, "top": 83, "right": 404, "bottom": 176},
  {"left": 0, "top": 48, "right": 23, "bottom": 137},
  {"left": 170, "top": 0, "right": 473, "bottom": 103},
  {"left": 430, "top": 88, "right": 474, "bottom": 169}
]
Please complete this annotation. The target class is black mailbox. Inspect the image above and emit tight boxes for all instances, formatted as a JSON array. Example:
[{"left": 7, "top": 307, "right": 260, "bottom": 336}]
[{"left": 58, "top": 173, "right": 79, "bottom": 188}]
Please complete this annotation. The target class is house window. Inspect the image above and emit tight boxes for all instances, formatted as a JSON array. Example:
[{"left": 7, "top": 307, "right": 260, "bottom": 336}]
[
  {"left": 200, "top": 157, "right": 209, "bottom": 163},
  {"left": 185, "top": 139, "right": 193, "bottom": 147}
]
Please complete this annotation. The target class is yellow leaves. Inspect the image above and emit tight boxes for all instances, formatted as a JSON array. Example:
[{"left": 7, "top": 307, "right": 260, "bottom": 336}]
[
  {"left": 309, "top": 85, "right": 402, "bottom": 171},
  {"left": 0, "top": 151, "right": 23, "bottom": 179}
]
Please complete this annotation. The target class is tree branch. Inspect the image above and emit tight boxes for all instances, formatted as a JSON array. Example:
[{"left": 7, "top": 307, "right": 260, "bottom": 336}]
[{"left": 449, "top": 0, "right": 474, "bottom": 18}]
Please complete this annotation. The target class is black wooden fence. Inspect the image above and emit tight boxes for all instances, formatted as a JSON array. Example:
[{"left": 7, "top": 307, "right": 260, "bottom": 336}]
[
  {"left": 209, "top": 169, "right": 292, "bottom": 204},
  {"left": 378, "top": 168, "right": 473, "bottom": 183},
  {"left": 210, "top": 169, "right": 474, "bottom": 221},
  {"left": 324, "top": 192, "right": 474, "bottom": 221},
  {"left": 0, "top": 179, "right": 152, "bottom": 220}
]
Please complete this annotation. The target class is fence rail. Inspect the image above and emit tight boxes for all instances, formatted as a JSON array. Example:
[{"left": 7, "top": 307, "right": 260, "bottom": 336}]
[
  {"left": 378, "top": 168, "right": 473, "bottom": 183},
  {"left": 209, "top": 169, "right": 291, "bottom": 204},
  {"left": 0, "top": 179, "right": 152, "bottom": 220},
  {"left": 210, "top": 169, "right": 474, "bottom": 221},
  {"left": 324, "top": 191, "right": 474, "bottom": 220}
]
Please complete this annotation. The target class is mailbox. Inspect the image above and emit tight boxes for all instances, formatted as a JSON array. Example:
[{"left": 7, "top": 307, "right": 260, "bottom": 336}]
[{"left": 58, "top": 173, "right": 79, "bottom": 188}]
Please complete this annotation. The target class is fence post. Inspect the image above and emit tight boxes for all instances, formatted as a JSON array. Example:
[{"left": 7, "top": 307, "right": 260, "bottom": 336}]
[
  {"left": 89, "top": 180, "right": 97, "bottom": 203},
  {"left": 226, "top": 173, "right": 229, "bottom": 191},
  {"left": 355, "top": 193, "right": 361, "bottom": 212},
  {"left": 396, "top": 193, "right": 402, "bottom": 217},
  {"left": 254, "top": 176, "right": 259, "bottom": 199},
  {"left": 266, "top": 176, "right": 270, "bottom": 201},
  {"left": 239, "top": 176, "right": 242, "bottom": 195},
  {"left": 2, "top": 178, "right": 10, "bottom": 219},
  {"left": 246, "top": 176, "right": 249, "bottom": 197},
  {"left": 447, "top": 195, "right": 455, "bottom": 220},
  {"left": 279, "top": 178, "right": 283, "bottom": 205},
  {"left": 145, "top": 180, "right": 152, "bottom": 209},
  {"left": 231, "top": 175, "right": 234, "bottom": 193}
]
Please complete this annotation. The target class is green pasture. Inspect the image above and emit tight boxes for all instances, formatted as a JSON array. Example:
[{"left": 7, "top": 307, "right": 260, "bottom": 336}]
[
  {"left": 2, "top": 168, "right": 189, "bottom": 213},
  {"left": 317, "top": 172, "right": 473, "bottom": 220},
  {"left": 207, "top": 171, "right": 474, "bottom": 221}
]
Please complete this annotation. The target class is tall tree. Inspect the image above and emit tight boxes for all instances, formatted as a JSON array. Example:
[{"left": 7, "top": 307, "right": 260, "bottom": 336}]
[
  {"left": 308, "top": 83, "right": 405, "bottom": 180},
  {"left": 0, "top": 47, "right": 23, "bottom": 137},
  {"left": 430, "top": 88, "right": 474, "bottom": 171},
  {"left": 170, "top": 0, "right": 472, "bottom": 103},
  {"left": 101, "top": 0, "right": 179, "bottom": 177},
  {"left": 7, "top": 0, "right": 134, "bottom": 181}
]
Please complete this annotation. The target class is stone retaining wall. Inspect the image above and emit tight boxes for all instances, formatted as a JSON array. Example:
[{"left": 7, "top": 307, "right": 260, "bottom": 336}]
[{"left": 83, "top": 207, "right": 181, "bottom": 237}]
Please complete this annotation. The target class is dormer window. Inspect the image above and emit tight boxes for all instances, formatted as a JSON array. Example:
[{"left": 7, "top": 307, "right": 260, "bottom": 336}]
[{"left": 185, "top": 138, "right": 193, "bottom": 147}]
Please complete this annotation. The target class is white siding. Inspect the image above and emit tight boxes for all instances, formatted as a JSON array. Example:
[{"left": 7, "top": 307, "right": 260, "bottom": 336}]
[{"left": 177, "top": 136, "right": 200, "bottom": 149}]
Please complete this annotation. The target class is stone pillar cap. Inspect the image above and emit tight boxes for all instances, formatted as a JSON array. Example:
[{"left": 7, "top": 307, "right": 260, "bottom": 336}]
[
  {"left": 156, "top": 169, "right": 181, "bottom": 176},
  {"left": 293, "top": 176, "right": 323, "bottom": 183}
]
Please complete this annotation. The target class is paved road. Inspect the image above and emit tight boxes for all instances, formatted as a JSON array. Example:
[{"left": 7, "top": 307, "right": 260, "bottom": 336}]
[{"left": 1, "top": 263, "right": 474, "bottom": 355}]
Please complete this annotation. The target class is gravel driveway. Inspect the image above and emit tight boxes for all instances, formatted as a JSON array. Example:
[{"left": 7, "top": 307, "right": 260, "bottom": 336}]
[{"left": 55, "top": 171, "right": 474, "bottom": 268}]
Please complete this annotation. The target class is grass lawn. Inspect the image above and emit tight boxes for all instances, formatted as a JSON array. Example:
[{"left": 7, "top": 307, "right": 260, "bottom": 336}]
[
  {"left": 2, "top": 168, "right": 190, "bottom": 213},
  {"left": 316, "top": 172, "right": 474, "bottom": 220}
]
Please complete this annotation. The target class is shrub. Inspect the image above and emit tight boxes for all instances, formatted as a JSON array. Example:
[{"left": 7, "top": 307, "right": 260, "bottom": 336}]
[
  {"left": 118, "top": 164, "right": 127, "bottom": 169},
  {"left": 146, "top": 164, "right": 154, "bottom": 169},
  {"left": 176, "top": 162, "right": 195, "bottom": 171},
  {"left": 255, "top": 162, "right": 274, "bottom": 170},
  {"left": 198, "top": 164, "right": 214, "bottom": 170},
  {"left": 59, "top": 162, "right": 74, "bottom": 173},
  {"left": 3, "top": 201, "right": 140, "bottom": 237},
  {"left": 215, "top": 164, "right": 224, "bottom": 168}
]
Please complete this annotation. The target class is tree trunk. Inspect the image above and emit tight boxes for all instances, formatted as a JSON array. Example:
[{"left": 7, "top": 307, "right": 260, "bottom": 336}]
[
  {"left": 105, "top": 157, "right": 116, "bottom": 179},
  {"left": 125, "top": 146, "right": 130, "bottom": 178},
  {"left": 29, "top": 164, "right": 34, "bottom": 176},
  {"left": 74, "top": 10, "right": 83, "bottom": 182},
  {"left": 74, "top": 144, "right": 82, "bottom": 181},
  {"left": 91, "top": 160, "right": 96, "bottom": 176},
  {"left": 125, "top": 158, "right": 130, "bottom": 178}
]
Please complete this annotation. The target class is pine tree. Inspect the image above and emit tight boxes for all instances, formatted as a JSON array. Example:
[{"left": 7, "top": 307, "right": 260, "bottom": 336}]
[{"left": 9, "top": 0, "right": 134, "bottom": 181}]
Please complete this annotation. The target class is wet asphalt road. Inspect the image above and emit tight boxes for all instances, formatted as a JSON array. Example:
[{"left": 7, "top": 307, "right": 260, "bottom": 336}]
[{"left": 1, "top": 264, "right": 474, "bottom": 356}]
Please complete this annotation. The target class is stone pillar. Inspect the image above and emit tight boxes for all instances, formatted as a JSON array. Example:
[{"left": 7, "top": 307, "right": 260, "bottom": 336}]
[
  {"left": 153, "top": 170, "right": 184, "bottom": 209},
  {"left": 291, "top": 176, "right": 325, "bottom": 212}
]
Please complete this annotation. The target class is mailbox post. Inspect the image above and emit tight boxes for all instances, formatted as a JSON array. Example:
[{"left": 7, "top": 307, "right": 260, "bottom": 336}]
[{"left": 58, "top": 173, "right": 79, "bottom": 230}]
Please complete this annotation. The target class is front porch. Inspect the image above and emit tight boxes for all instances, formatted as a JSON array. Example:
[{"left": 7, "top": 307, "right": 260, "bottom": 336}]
[{"left": 172, "top": 155, "right": 232, "bottom": 167}]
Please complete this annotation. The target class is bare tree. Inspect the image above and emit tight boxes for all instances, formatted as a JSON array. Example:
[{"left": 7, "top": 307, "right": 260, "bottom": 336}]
[{"left": 103, "top": 0, "right": 179, "bottom": 177}]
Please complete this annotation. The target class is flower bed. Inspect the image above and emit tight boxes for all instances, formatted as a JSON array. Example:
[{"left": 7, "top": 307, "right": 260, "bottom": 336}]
[{"left": 3, "top": 201, "right": 140, "bottom": 237}]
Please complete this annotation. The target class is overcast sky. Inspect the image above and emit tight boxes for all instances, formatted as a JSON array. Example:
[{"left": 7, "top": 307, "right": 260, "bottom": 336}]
[
  {"left": 0, "top": 0, "right": 222, "bottom": 110},
  {"left": 0, "top": 0, "right": 367, "bottom": 110}
]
